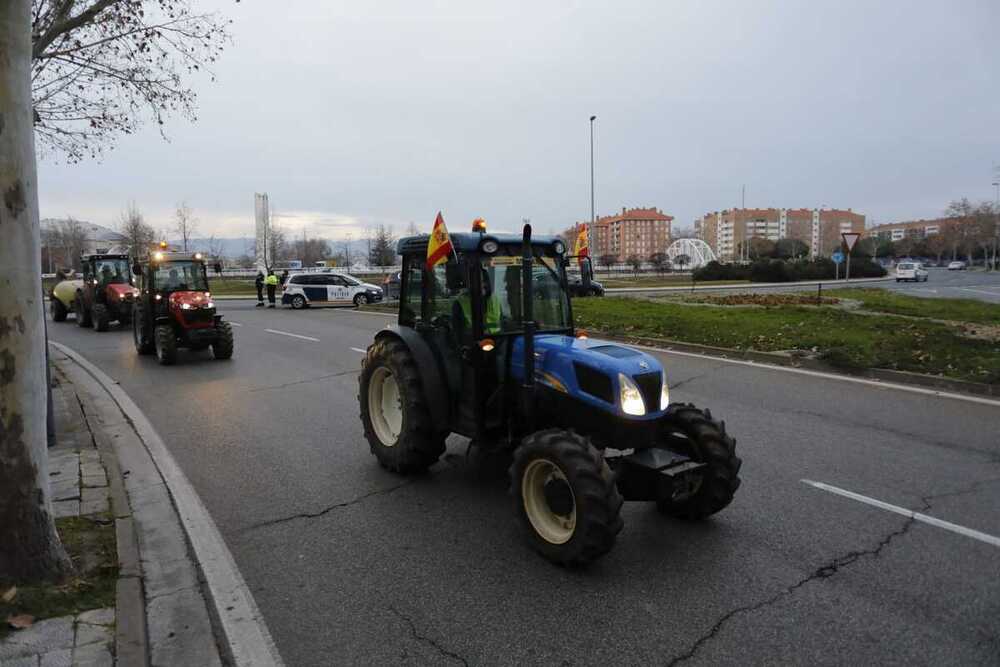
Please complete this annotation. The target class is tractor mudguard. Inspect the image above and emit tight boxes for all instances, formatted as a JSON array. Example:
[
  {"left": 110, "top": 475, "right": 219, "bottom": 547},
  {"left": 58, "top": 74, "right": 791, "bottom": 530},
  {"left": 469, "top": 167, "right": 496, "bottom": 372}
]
[
  {"left": 374, "top": 326, "right": 450, "bottom": 427},
  {"left": 154, "top": 315, "right": 172, "bottom": 325}
]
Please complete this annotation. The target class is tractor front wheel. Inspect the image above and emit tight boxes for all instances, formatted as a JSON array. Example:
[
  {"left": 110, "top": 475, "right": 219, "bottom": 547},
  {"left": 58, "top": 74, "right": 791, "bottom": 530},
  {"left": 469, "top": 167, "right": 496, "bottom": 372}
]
[
  {"left": 133, "top": 311, "right": 154, "bottom": 354},
  {"left": 51, "top": 297, "right": 68, "bottom": 322},
  {"left": 359, "top": 338, "right": 444, "bottom": 473},
  {"left": 656, "top": 404, "right": 741, "bottom": 519},
  {"left": 212, "top": 321, "right": 234, "bottom": 360},
  {"left": 92, "top": 304, "right": 110, "bottom": 332},
  {"left": 74, "top": 298, "right": 91, "bottom": 328},
  {"left": 155, "top": 324, "right": 178, "bottom": 366},
  {"left": 510, "top": 429, "right": 623, "bottom": 566}
]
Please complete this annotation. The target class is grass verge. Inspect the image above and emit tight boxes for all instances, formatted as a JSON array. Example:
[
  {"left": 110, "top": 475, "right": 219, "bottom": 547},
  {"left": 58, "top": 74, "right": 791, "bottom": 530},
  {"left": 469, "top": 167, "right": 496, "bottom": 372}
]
[
  {"left": 828, "top": 288, "right": 1000, "bottom": 325},
  {"left": 1, "top": 515, "right": 117, "bottom": 638},
  {"left": 573, "top": 296, "right": 1000, "bottom": 384}
]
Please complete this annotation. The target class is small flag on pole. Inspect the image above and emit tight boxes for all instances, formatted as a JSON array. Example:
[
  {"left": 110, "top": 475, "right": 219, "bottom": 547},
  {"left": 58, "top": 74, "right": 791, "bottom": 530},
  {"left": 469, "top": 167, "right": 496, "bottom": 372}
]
[
  {"left": 574, "top": 224, "right": 590, "bottom": 261},
  {"left": 426, "top": 212, "right": 454, "bottom": 270}
]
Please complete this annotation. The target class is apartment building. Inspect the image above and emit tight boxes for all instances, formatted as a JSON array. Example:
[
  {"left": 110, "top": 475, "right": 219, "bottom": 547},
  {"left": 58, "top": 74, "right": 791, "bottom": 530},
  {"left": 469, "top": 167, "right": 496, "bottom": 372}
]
[
  {"left": 564, "top": 206, "right": 673, "bottom": 260},
  {"left": 697, "top": 207, "right": 865, "bottom": 261},
  {"left": 865, "top": 218, "right": 955, "bottom": 242}
]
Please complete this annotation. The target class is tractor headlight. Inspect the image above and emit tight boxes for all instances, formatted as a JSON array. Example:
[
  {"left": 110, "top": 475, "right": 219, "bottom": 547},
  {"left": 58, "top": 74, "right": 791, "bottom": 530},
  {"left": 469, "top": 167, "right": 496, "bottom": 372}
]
[
  {"left": 618, "top": 373, "right": 646, "bottom": 416},
  {"left": 206, "top": 301, "right": 215, "bottom": 308},
  {"left": 660, "top": 372, "right": 670, "bottom": 411},
  {"left": 481, "top": 240, "right": 499, "bottom": 254},
  {"left": 553, "top": 241, "right": 565, "bottom": 255},
  {"left": 181, "top": 303, "right": 192, "bottom": 310}
]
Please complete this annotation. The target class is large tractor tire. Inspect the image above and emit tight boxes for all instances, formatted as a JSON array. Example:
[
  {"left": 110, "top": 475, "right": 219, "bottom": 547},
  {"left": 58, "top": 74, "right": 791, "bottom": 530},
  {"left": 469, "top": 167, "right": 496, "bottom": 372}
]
[
  {"left": 656, "top": 404, "right": 741, "bottom": 519},
  {"left": 212, "top": 321, "right": 234, "bottom": 360},
  {"left": 154, "top": 324, "right": 178, "bottom": 366},
  {"left": 50, "top": 297, "right": 68, "bottom": 322},
  {"left": 133, "top": 310, "right": 154, "bottom": 355},
  {"left": 92, "top": 303, "right": 110, "bottom": 332},
  {"left": 359, "top": 337, "right": 445, "bottom": 473},
  {"left": 74, "top": 297, "right": 91, "bottom": 328},
  {"left": 510, "top": 429, "right": 623, "bottom": 567}
]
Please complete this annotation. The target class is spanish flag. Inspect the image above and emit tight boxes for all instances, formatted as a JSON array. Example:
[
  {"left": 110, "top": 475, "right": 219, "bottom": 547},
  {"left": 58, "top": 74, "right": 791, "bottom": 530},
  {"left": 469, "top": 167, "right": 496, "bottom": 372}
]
[
  {"left": 426, "top": 212, "right": 454, "bottom": 270},
  {"left": 574, "top": 224, "right": 590, "bottom": 258}
]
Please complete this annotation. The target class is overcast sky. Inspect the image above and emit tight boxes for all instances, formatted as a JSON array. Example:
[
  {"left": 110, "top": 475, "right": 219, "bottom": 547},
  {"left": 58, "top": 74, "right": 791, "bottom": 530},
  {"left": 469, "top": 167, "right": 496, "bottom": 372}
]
[{"left": 37, "top": 0, "right": 1000, "bottom": 240}]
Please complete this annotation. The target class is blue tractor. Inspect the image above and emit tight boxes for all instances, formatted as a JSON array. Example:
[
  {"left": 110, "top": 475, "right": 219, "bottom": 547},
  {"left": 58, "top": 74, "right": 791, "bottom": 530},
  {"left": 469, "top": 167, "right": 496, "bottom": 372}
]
[{"left": 359, "top": 224, "right": 741, "bottom": 565}]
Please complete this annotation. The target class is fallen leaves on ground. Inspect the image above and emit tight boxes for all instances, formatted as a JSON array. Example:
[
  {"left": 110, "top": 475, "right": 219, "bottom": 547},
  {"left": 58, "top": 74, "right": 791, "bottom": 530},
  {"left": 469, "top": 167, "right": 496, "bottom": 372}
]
[
  {"left": 1, "top": 587, "right": 16, "bottom": 603},
  {"left": 684, "top": 293, "right": 840, "bottom": 307},
  {"left": 6, "top": 613, "right": 34, "bottom": 630}
]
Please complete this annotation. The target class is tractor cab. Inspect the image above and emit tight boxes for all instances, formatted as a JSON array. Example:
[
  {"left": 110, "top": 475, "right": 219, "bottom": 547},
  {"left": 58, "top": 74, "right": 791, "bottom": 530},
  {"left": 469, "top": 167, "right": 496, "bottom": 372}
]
[
  {"left": 72, "top": 253, "right": 136, "bottom": 331},
  {"left": 359, "top": 222, "right": 741, "bottom": 566}
]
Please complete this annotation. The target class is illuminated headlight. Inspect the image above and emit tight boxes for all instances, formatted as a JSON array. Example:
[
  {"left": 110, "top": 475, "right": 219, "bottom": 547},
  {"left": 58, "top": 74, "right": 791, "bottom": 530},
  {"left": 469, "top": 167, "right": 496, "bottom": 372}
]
[
  {"left": 155, "top": 294, "right": 162, "bottom": 301},
  {"left": 553, "top": 241, "right": 565, "bottom": 255},
  {"left": 206, "top": 301, "right": 215, "bottom": 308},
  {"left": 194, "top": 252, "right": 203, "bottom": 260},
  {"left": 481, "top": 240, "right": 499, "bottom": 254},
  {"left": 618, "top": 373, "right": 646, "bottom": 416},
  {"left": 660, "top": 372, "right": 670, "bottom": 411},
  {"left": 154, "top": 252, "right": 164, "bottom": 261},
  {"left": 180, "top": 303, "right": 192, "bottom": 310}
]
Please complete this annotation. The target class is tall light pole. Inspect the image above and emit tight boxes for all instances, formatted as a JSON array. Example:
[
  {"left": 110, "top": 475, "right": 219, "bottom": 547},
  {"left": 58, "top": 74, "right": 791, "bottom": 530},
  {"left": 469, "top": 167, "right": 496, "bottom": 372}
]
[
  {"left": 589, "top": 115, "right": 597, "bottom": 230},
  {"left": 992, "top": 181, "right": 999, "bottom": 271}
]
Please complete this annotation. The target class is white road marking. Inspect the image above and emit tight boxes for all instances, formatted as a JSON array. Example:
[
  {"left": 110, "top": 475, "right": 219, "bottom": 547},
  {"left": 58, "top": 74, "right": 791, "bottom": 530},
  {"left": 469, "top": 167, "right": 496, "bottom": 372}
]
[
  {"left": 351, "top": 347, "right": 367, "bottom": 354},
  {"left": 229, "top": 322, "right": 243, "bottom": 327},
  {"left": 802, "top": 479, "right": 1000, "bottom": 548},
  {"left": 264, "top": 329, "right": 319, "bottom": 342},
  {"left": 909, "top": 288, "right": 938, "bottom": 294},
  {"left": 50, "top": 342, "right": 285, "bottom": 666},
  {"left": 628, "top": 343, "right": 1000, "bottom": 408},
  {"left": 959, "top": 288, "right": 1000, "bottom": 297}
]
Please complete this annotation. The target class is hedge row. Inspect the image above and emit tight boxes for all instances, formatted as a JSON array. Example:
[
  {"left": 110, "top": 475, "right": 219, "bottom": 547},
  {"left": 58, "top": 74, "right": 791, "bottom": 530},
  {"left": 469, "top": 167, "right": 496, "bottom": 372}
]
[{"left": 694, "top": 258, "right": 887, "bottom": 282}]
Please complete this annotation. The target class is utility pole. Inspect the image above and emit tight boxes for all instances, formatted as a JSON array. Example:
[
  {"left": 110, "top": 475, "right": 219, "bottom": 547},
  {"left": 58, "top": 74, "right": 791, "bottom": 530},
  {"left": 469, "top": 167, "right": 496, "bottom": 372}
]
[{"left": 589, "top": 115, "right": 596, "bottom": 254}]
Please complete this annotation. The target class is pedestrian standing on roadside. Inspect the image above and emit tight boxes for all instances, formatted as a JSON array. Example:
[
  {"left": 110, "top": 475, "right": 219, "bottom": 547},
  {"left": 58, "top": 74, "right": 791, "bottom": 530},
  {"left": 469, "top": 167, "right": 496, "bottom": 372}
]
[
  {"left": 265, "top": 270, "right": 279, "bottom": 308},
  {"left": 255, "top": 271, "right": 265, "bottom": 307}
]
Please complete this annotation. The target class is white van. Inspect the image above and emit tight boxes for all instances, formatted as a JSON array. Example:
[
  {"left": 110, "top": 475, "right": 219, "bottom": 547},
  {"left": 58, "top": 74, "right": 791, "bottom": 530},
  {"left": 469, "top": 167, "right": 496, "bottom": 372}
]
[
  {"left": 281, "top": 272, "right": 383, "bottom": 308},
  {"left": 895, "top": 262, "right": 928, "bottom": 282}
]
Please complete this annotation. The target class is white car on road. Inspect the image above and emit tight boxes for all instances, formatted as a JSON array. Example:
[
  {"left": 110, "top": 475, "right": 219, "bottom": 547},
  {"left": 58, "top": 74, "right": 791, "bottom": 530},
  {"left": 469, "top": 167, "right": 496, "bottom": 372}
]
[
  {"left": 947, "top": 261, "right": 966, "bottom": 270},
  {"left": 895, "top": 262, "right": 928, "bottom": 282},
  {"left": 281, "top": 272, "right": 383, "bottom": 309}
]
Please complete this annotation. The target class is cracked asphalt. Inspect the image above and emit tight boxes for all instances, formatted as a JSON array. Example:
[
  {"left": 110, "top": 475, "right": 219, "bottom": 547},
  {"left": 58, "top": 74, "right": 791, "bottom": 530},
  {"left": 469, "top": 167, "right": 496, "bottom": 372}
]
[{"left": 49, "top": 299, "right": 1000, "bottom": 666}]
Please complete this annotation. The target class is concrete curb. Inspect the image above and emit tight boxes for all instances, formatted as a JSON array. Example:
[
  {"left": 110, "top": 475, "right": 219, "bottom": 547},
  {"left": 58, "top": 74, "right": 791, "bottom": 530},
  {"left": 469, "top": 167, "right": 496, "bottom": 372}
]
[
  {"left": 595, "top": 332, "right": 1000, "bottom": 398},
  {"left": 50, "top": 342, "right": 284, "bottom": 667}
]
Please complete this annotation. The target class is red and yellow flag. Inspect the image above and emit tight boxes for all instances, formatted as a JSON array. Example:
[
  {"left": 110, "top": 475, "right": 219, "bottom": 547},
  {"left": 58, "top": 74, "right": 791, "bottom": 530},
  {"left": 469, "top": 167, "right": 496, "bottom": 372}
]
[
  {"left": 426, "top": 212, "right": 454, "bottom": 270},
  {"left": 574, "top": 224, "right": 590, "bottom": 258}
]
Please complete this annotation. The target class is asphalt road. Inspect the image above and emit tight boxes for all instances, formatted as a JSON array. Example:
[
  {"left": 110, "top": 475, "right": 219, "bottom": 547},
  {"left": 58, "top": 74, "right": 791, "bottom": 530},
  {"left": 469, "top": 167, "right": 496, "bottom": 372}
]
[
  {"left": 49, "top": 301, "right": 1000, "bottom": 666},
  {"left": 616, "top": 268, "right": 1000, "bottom": 304}
]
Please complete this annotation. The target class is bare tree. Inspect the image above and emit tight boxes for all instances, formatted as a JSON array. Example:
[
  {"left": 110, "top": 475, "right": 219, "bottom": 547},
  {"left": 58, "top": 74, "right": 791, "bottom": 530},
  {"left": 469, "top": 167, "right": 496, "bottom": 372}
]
[
  {"left": 1, "top": 0, "right": 73, "bottom": 582},
  {"left": 173, "top": 201, "right": 197, "bottom": 251},
  {"left": 368, "top": 224, "right": 397, "bottom": 267},
  {"left": 648, "top": 252, "right": 668, "bottom": 275},
  {"left": 40, "top": 216, "right": 88, "bottom": 270},
  {"left": 30, "top": 0, "right": 233, "bottom": 161},
  {"left": 405, "top": 221, "right": 419, "bottom": 236},
  {"left": 626, "top": 253, "right": 642, "bottom": 278},
  {"left": 117, "top": 201, "right": 157, "bottom": 259},
  {"left": 205, "top": 234, "right": 225, "bottom": 260}
]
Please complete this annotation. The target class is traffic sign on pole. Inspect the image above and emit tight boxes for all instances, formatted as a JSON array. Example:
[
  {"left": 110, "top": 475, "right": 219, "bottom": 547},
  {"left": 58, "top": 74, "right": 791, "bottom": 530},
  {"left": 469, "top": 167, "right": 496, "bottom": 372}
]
[
  {"left": 841, "top": 233, "right": 861, "bottom": 281},
  {"left": 831, "top": 251, "right": 845, "bottom": 264}
]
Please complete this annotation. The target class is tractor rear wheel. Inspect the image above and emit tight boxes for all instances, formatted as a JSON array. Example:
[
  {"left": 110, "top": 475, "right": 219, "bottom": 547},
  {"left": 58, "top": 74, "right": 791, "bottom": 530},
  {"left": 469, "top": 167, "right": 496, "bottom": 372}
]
[
  {"left": 133, "top": 311, "right": 154, "bottom": 354},
  {"left": 155, "top": 324, "right": 178, "bottom": 366},
  {"left": 51, "top": 298, "right": 68, "bottom": 322},
  {"left": 510, "top": 429, "right": 623, "bottom": 566},
  {"left": 656, "top": 404, "right": 741, "bottom": 519},
  {"left": 212, "top": 321, "right": 234, "bottom": 360},
  {"left": 74, "top": 297, "right": 91, "bottom": 328},
  {"left": 359, "top": 338, "right": 445, "bottom": 473},
  {"left": 92, "top": 304, "right": 110, "bottom": 332}
]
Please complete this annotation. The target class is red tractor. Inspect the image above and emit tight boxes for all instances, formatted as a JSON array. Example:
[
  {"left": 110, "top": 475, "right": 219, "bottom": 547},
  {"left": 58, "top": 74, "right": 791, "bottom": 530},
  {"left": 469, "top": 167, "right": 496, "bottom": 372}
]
[
  {"left": 72, "top": 254, "right": 138, "bottom": 331},
  {"left": 131, "top": 250, "right": 234, "bottom": 365}
]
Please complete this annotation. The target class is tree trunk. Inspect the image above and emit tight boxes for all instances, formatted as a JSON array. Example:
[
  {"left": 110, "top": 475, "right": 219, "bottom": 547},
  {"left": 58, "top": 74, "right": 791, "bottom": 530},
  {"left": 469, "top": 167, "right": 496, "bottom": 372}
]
[{"left": 0, "top": 0, "right": 72, "bottom": 582}]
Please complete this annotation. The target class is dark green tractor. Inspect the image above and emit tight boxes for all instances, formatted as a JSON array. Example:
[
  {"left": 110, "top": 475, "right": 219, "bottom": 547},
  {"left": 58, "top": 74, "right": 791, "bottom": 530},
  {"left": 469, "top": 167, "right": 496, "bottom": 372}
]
[{"left": 359, "top": 224, "right": 741, "bottom": 566}]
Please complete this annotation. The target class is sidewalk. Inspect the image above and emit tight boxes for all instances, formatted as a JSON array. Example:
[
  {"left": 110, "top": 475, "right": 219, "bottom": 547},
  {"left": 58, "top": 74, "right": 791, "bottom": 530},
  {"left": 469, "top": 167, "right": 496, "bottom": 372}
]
[{"left": 1, "top": 349, "right": 227, "bottom": 666}]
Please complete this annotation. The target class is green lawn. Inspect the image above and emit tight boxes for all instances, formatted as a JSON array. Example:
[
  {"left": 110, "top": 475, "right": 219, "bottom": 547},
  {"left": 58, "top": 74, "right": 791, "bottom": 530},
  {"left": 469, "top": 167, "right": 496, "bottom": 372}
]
[
  {"left": 830, "top": 288, "right": 1000, "bottom": 325},
  {"left": 573, "top": 297, "right": 1000, "bottom": 384},
  {"left": 600, "top": 275, "right": 750, "bottom": 288}
]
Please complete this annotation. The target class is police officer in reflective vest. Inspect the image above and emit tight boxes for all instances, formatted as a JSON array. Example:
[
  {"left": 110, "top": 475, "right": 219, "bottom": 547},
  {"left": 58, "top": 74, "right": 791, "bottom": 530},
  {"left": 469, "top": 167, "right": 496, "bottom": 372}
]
[{"left": 265, "top": 271, "right": 279, "bottom": 308}]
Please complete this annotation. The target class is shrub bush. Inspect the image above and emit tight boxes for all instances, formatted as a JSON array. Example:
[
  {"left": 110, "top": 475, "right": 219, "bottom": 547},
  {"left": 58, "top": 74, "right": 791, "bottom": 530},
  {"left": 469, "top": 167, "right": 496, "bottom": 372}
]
[{"left": 693, "top": 257, "right": 886, "bottom": 283}]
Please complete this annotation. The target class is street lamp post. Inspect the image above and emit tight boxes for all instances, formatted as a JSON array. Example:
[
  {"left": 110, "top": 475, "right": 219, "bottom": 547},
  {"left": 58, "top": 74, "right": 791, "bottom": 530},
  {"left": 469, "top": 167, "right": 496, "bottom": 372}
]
[
  {"left": 992, "top": 181, "right": 999, "bottom": 271},
  {"left": 589, "top": 115, "right": 597, "bottom": 232}
]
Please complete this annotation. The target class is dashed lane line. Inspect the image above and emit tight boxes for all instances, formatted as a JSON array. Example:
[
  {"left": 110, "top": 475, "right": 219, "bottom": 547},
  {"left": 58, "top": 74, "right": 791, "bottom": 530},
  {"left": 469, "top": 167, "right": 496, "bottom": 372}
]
[
  {"left": 351, "top": 347, "right": 367, "bottom": 354},
  {"left": 802, "top": 479, "right": 1000, "bottom": 548},
  {"left": 264, "top": 329, "right": 320, "bottom": 342}
]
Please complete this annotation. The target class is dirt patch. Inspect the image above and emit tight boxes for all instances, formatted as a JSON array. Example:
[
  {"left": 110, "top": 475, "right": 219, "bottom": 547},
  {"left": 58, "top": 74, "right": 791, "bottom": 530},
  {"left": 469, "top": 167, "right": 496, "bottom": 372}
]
[{"left": 682, "top": 293, "right": 841, "bottom": 307}]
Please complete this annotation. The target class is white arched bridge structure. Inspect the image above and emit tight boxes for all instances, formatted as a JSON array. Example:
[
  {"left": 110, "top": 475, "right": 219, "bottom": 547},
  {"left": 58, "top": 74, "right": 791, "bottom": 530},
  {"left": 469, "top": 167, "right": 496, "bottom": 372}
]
[{"left": 666, "top": 238, "right": 716, "bottom": 269}]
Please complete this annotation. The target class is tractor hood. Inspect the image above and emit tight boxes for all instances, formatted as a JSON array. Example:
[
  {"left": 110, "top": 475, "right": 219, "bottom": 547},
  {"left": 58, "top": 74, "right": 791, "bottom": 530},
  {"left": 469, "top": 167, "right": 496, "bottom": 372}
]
[
  {"left": 168, "top": 291, "right": 213, "bottom": 309},
  {"left": 106, "top": 283, "right": 138, "bottom": 300},
  {"left": 509, "top": 334, "right": 668, "bottom": 419}
]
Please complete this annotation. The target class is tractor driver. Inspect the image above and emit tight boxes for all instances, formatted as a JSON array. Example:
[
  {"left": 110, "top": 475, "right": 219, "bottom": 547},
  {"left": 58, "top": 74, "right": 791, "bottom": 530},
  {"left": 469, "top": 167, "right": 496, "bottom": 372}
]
[
  {"left": 99, "top": 264, "right": 114, "bottom": 285},
  {"left": 164, "top": 268, "right": 182, "bottom": 291},
  {"left": 454, "top": 266, "right": 502, "bottom": 337}
]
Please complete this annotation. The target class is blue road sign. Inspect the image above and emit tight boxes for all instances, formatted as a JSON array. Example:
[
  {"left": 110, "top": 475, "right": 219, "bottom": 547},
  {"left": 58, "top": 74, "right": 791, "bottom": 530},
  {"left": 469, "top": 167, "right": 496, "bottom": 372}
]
[{"left": 831, "top": 251, "right": 845, "bottom": 264}]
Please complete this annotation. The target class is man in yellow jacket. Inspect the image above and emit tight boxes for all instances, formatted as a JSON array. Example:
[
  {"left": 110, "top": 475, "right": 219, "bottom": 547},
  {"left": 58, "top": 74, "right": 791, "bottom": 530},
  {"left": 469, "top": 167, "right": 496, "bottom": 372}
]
[{"left": 265, "top": 271, "right": 279, "bottom": 308}]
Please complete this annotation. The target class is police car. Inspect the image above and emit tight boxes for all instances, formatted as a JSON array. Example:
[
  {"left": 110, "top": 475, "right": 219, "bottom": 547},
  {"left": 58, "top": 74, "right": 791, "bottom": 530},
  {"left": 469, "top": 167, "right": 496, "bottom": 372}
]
[{"left": 281, "top": 272, "right": 383, "bottom": 308}]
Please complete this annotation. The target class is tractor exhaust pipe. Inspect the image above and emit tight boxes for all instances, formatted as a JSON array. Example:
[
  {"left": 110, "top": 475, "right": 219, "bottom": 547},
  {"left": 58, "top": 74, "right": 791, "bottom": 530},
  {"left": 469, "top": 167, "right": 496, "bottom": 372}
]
[{"left": 521, "top": 223, "right": 536, "bottom": 429}]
